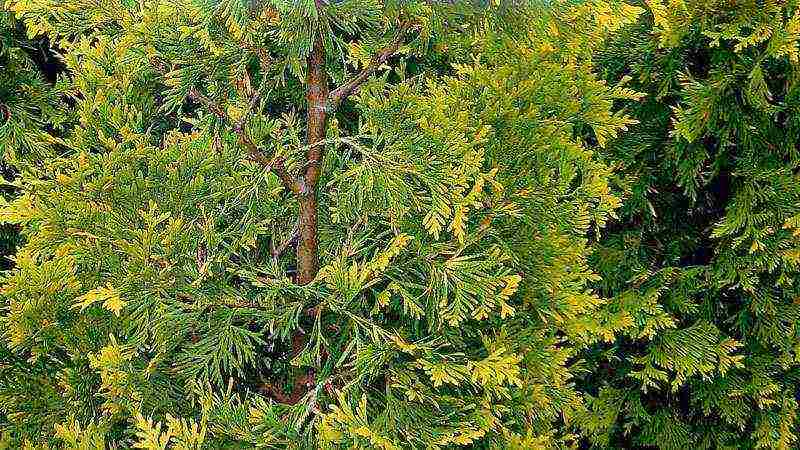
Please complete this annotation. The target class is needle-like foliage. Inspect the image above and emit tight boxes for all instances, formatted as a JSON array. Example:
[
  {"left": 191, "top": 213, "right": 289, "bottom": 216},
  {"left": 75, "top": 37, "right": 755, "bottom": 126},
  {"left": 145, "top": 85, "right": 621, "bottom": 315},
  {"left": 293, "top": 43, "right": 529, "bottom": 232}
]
[
  {"left": 0, "top": 0, "right": 645, "bottom": 448},
  {"left": 582, "top": 1, "right": 800, "bottom": 449}
]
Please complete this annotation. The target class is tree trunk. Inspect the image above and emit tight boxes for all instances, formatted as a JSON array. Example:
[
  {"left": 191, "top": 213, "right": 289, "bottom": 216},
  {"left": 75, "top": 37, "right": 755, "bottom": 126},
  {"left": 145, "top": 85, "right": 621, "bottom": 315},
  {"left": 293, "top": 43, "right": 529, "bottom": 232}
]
[
  {"left": 296, "top": 33, "right": 328, "bottom": 285},
  {"left": 296, "top": 194, "right": 319, "bottom": 285}
]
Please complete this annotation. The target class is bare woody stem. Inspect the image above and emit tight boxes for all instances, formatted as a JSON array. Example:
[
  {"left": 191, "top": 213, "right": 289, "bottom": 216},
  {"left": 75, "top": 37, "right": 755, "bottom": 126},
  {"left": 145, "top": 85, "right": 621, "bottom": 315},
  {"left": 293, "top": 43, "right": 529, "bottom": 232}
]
[
  {"left": 282, "top": 23, "right": 412, "bottom": 404},
  {"left": 184, "top": 17, "right": 413, "bottom": 288},
  {"left": 296, "top": 33, "right": 329, "bottom": 286},
  {"left": 328, "top": 22, "right": 414, "bottom": 110},
  {"left": 295, "top": 22, "right": 414, "bottom": 285},
  {"left": 186, "top": 87, "right": 301, "bottom": 195},
  {"left": 185, "top": 20, "right": 413, "bottom": 287},
  {"left": 182, "top": 17, "right": 413, "bottom": 404}
]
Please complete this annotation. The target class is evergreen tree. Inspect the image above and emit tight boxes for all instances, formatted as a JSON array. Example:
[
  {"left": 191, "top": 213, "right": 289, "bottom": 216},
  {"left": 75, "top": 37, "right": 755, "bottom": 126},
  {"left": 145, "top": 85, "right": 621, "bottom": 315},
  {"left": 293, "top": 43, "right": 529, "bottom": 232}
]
[
  {"left": 0, "top": 10, "right": 67, "bottom": 269},
  {"left": 580, "top": 1, "right": 800, "bottom": 448},
  {"left": 0, "top": 16, "right": 74, "bottom": 447},
  {"left": 0, "top": 0, "right": 643, "bottom": 448}
]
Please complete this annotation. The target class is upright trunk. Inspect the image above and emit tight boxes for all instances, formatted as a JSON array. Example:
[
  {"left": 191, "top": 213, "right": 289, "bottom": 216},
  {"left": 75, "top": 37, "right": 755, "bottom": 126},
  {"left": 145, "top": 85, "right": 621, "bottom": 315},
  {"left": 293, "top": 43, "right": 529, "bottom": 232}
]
[
  {"left": 278, "top": 33, "right": 329, "bottom": 406},
  {"left": 296, "top": 195, "right": 318, "bottom": 285},
  {"left": 296, "top": 34, "right": 328, "bottom": 285}
]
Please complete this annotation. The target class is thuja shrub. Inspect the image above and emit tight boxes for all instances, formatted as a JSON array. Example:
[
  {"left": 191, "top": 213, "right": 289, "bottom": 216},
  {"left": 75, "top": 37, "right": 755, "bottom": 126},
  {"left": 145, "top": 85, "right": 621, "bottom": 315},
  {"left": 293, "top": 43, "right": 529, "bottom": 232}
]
[
  {"left": 1, "top": 0, "right": 642, "bottom": 448},
  {"left": 580, "top": 1, "right": 800, "bottom": 449}
]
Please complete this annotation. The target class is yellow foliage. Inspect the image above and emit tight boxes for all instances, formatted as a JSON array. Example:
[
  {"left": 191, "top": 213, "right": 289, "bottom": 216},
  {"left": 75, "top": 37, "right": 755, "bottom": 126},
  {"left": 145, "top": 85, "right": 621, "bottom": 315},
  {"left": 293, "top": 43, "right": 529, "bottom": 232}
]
[{"left": 72, "top": 284, "right": 126, "bottom": 317}]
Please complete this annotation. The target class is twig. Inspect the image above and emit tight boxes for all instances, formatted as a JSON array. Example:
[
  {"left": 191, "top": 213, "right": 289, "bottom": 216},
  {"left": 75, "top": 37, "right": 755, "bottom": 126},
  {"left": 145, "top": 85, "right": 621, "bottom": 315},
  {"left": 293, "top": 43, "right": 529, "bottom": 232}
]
[
  {"left": 187, "top": 87, "right": 227, "bottom": 120},
  {"left": 328, "top": 22, "right": 415, "bottom": 110},
  {"left": 186, "top": 87, "right": 301, "bottom": 194},
  {"left": 272, "top": 221, "right": 300, "bottom": 261},
  {"left": 234, "top": 91, "right": 261, "bottom": 134}
]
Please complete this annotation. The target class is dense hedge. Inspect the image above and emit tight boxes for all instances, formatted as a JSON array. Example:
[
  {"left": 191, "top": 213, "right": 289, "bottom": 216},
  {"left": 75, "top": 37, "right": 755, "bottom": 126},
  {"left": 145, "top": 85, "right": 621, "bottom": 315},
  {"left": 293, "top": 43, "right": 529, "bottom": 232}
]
[{"left": 1, "top": 1, "right": 798, "bottom": 448}]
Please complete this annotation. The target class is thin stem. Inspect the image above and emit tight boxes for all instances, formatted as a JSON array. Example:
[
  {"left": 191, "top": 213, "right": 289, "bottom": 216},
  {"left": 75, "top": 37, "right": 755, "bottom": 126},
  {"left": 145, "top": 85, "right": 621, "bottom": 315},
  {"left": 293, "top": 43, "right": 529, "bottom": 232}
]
[
  {"left": 328, "top": 21, "right": 414, "bottom": 110},
  {"left": 296, "top": 32, "right": 329, "bottom": 286},
  {"left": 186, "top": 87, "right": 301, "bottom": 194}
]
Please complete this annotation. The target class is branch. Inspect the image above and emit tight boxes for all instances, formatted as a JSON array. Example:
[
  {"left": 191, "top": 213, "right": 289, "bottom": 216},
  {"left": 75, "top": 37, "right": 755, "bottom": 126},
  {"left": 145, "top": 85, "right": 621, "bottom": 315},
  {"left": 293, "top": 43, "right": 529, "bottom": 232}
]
[
  {"left": 328, "top": 22, "right": 414, "bottom": 110},
  {"left": 271, "top": 220, "right": 300, "bottom": 261},
  {"left": 187, "top": 87, "right": 301, "bottom": 195},
  {"left": 187, "top": 87, "right": 227, "bottom": 119},
  {"left": 175, "top": 293, "right": 269, "bottom": 311},
  {"left": 234, "top": 89, "right": 260, "bottom": 134}
]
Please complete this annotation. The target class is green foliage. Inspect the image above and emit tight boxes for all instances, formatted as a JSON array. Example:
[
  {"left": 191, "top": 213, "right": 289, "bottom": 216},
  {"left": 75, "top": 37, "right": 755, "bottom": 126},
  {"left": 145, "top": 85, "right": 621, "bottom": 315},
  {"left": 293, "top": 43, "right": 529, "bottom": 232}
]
[
  {"left": 0, "top": 8, "right": 70, "bottom": 164},
  {"left": 5, "top": 0, "right": 798, "bottom": 448},
  {"left": 0, "top": 9, "right": 64, "bottom": 270},
  {"left": 0, "top": 0, "right": 645, "bottom": 448},
  {"left": 582, "top": 0, "right": 800, "bottom": 448}
]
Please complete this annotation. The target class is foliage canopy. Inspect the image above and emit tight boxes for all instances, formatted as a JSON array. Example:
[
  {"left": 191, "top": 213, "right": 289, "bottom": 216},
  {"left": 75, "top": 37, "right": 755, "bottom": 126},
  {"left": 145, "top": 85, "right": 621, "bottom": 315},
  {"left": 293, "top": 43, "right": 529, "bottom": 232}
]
[{"left": 0, "top": 0, "right": 799, "bottom": 449}]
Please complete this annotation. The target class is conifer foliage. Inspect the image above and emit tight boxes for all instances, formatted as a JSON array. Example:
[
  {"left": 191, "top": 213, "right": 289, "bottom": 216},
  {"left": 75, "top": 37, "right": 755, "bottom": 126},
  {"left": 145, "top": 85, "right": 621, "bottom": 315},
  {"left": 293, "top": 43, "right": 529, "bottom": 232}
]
[
  {"left": 5, "top": 0, "right": 800, "bottom": 448},
  {"left": 0, "top": 9, "right": 67, "bottom": 269},
  {"left": 584, "top": 1, "right": 800, "bottom": 448},
  {"left": 0, "top": 0, "right": 645, "bottom": 448}
]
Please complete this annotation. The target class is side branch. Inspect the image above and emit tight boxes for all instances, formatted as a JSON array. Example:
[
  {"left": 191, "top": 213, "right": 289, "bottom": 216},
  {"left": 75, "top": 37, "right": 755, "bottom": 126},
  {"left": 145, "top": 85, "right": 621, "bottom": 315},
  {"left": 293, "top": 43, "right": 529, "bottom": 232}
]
[
  {"left": 328, "top": 22, "right": 414, "bottom": 110},
  {"left": 271, "top": 220, "right": 299, "bottom": 261},
  {"left": 187, "top": 87, "right": 301, "bottom": 195}
]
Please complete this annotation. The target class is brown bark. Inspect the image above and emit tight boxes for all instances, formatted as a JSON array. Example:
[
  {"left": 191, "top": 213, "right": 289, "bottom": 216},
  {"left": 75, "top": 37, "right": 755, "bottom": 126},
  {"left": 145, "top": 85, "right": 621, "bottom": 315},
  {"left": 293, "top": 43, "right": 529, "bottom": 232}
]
[
  {"left": 295, "top": 23, "right": 413, "bottom": 283},
  {"left": 172, "top": 23, "right": 415, "bottom": 404},
  {"left": 274, "top": 31, "right": 329, "bottom": 407},
  {"left": 296, "top": 33, "right": 329, "bottom": 285},
  {"left": 274, "top": 17, "right": 414, "bottom": 405},
  {"left": 328, "top": 22, "right": 414, "bottom": 110}
]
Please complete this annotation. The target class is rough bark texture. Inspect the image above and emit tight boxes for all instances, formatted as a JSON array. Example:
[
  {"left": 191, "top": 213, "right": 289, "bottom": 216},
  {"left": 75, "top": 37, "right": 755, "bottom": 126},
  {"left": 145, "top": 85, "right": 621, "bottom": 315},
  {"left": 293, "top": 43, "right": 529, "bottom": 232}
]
[
  {"left": 284, "top": 17, "right": 410, "bottom": 404},
  {"left": 296, "top": 33, "right": 329, "bottom": 285}
]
